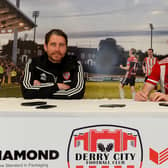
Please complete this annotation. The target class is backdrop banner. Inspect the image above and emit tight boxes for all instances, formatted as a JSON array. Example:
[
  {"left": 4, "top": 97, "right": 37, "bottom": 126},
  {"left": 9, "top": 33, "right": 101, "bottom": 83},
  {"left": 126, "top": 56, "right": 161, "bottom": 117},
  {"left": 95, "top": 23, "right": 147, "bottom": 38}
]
[{"left": 0, "top": 113, "right": 167, "bottom": 168}]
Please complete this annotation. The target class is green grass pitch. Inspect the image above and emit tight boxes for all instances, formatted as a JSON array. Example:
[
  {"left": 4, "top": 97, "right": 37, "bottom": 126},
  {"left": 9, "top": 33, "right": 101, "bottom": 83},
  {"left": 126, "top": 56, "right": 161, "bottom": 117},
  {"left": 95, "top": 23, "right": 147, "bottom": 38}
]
[
  {"left": 0, "top": 82, "right": 144, "bottom": 99},
  {"left": 84, "top": 81, "right": 144, "bottom": 99}
]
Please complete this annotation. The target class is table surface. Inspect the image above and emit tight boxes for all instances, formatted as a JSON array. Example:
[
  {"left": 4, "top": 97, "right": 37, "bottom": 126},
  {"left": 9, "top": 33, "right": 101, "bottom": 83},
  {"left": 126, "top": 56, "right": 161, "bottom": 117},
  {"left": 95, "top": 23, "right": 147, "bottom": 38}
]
[{"left": 0, "top": 98, "right": 167, "bottom": 117}]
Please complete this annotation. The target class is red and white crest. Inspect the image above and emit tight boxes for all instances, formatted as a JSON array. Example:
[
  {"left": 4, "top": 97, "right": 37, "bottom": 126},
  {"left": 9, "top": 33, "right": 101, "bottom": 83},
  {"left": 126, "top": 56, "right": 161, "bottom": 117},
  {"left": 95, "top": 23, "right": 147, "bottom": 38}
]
[
  {"left": 63, "top": 72, "right": 70, "bottom": 80},
  {"left": 67, "top": 125, "right": 143, "bottom": 168}
]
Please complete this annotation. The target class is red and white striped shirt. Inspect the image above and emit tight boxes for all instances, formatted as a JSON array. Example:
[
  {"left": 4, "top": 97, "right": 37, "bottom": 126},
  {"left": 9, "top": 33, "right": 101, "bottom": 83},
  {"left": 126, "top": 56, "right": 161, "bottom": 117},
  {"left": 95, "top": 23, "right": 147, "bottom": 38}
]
[
  {"left": 143, "top": 57, "right": 158, "bottom": 77},
  {"left": 146, "top": 57, "right": 168, "bottom": 94}
]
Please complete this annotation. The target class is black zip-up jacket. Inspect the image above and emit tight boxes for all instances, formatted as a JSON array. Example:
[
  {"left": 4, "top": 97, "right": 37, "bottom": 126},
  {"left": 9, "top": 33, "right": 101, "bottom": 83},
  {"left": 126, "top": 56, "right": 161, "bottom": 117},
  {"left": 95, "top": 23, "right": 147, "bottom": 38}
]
[{"left": 21, "top": 53, "right": 85, "bottom": 99}]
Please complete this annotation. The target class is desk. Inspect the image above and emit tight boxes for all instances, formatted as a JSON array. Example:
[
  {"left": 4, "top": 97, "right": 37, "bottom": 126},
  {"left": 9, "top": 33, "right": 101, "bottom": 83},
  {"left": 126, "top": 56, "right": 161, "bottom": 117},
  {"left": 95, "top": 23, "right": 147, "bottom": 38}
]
[
  {"left": 0, "top": 98, "right": 167, "bottom": 168},
  {"left": 0, "top": 98, "right": 168, "bottom": 113}
]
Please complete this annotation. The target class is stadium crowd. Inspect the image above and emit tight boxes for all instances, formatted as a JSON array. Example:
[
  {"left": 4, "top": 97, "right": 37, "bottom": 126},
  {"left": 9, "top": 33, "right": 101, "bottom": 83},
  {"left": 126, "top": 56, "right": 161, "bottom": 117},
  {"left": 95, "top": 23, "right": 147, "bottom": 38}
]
[{"left": 0, "top": 58, "right": 24, "bottom": 87}]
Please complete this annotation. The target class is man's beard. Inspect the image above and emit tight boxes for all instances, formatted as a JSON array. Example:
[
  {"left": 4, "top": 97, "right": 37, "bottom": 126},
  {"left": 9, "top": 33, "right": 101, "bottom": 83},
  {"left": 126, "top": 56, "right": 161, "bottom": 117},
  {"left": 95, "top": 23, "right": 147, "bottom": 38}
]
[
  {"left": 51, "top": 51, "right": 63, "bottom": 57},
  {"left": 49, "top": 52, "right": 65, "bottom": 63}
]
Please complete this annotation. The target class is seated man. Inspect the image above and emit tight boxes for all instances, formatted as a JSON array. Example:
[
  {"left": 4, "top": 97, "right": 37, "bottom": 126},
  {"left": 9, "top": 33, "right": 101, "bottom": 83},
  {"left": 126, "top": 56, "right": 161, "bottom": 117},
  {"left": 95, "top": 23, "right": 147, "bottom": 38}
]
[
  {"left": 135, "top": 56, "right": 168, "bottom": 101},
  {"left": 21, "top": 29, "right": 85, "bottom": 99}
]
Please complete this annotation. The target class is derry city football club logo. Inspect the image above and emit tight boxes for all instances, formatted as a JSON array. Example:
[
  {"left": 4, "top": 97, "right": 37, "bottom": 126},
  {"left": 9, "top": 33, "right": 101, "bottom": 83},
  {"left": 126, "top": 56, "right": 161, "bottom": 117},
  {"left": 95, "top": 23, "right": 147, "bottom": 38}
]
[{"left": 67, "top": 125, "right": 143, "bottom": 168}]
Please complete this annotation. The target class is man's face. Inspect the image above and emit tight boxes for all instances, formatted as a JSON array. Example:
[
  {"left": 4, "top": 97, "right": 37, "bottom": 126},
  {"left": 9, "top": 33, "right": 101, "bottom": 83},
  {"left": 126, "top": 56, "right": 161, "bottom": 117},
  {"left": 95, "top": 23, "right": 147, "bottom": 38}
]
[
  {"left": 44, "top": 34, "right": 67, "bottom": 63},
  {"left": 129, "top": 49, "right": 134, "bottom": 56},
  {"left": 147, "top": 50, "right": 153, "bottom": 58}
]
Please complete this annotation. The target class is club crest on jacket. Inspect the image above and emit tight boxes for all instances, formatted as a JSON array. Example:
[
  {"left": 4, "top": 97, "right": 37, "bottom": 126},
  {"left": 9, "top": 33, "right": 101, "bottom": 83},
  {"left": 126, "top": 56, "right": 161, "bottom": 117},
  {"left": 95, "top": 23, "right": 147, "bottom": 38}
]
[{"left": 63, "top": 72, "right": 70, "bottom": 80}]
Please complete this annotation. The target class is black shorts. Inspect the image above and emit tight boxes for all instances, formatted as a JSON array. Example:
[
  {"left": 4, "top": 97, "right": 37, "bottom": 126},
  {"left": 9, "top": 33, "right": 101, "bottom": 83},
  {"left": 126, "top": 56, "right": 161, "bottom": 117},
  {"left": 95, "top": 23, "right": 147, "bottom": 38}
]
[
  {"left": 11, "top": 76, "right": 17, "bottom": 83},
  {"left": 0, "top": 74, "right": 3, "bottom": 79},
  {"left": 121, "top": 76, "right": 136, "bottom": 86}
]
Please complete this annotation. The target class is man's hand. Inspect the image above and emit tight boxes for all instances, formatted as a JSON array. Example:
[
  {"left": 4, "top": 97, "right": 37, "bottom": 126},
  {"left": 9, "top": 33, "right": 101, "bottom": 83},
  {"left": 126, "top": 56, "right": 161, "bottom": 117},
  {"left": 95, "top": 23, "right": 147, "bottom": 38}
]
[
  {"left": 135, "top": 83, "right": 155, "bottom": 101},
  {"left": 57, "top": 83, "right": 70, "bottom": 90},
  {"left": 120, "top": 65, "right": 123, "bottom": 69},
  {"left": 134, "top": 91, "right": 148, "bottom": 101},
  {"left": 150, "top": 92, "right": 168, "bottom": 102},
  {"left": 33, "top": 81, "right": 70, "bottom": 90},
  {"left": 33, "top": 80, "right": 41, "bottom": 86},
  {"left": 120, "top": 64, "right": 129, "bottom": 70}
]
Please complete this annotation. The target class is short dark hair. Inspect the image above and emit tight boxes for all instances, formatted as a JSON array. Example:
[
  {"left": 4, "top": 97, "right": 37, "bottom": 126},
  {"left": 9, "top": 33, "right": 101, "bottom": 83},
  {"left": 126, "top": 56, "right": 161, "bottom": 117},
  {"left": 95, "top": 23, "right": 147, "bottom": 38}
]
[
  {"left": 131, "top": 48, "right": 136, "bottom": 55},
  {"left": 148, "top": 48, "right": 154, "bottom": 52},
  {"left": 45, "top": 29, "right": 68, "bottom": 45}
]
